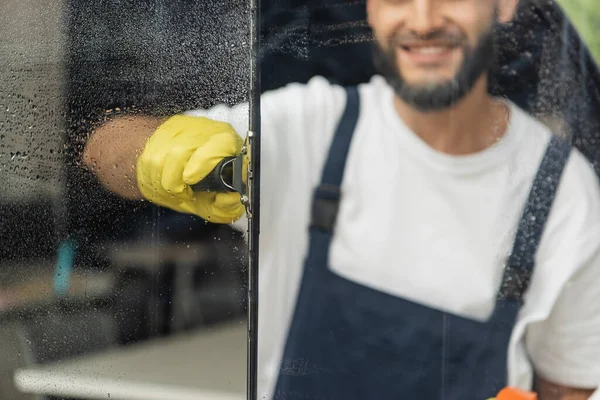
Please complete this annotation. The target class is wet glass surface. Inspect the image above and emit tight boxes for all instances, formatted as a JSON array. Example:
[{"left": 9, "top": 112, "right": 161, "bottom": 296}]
[{"left": 0, "top": 1, "right": 250, "bottom": 399}]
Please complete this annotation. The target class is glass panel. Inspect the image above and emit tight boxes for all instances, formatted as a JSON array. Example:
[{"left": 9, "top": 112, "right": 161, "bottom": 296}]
[
  {"left": 1, "top": 1, "right": 250, "bottom": 399},
  {"left": 258, "top": 1, "right": 600, "bottom": 400}
]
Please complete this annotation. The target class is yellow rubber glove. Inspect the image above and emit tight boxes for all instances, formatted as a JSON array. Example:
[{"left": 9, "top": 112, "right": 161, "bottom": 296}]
[{"left": 136, "top": 114, "right": 246, "bottom": 224}]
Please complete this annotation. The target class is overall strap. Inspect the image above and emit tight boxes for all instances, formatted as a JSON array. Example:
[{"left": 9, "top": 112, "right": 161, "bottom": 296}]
[
  {"left": 500, "top": 135, "right": 572, "bottom": 301},
  {"left": 310, "top": 86, "right": 360, "bottom": 233}
]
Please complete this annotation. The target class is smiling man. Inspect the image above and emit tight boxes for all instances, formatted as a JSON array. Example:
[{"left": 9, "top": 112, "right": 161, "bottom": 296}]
[{"left": 84, "top": 0, "right": 600, "bottom": 399}]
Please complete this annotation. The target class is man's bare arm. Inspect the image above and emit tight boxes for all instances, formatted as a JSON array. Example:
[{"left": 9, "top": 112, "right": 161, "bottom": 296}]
[
  {"left": 83, "top": 115, "right": 164, "bottom": 200},
  {"left": 535, "top": 375, "right": 596, "bottom": 400}
]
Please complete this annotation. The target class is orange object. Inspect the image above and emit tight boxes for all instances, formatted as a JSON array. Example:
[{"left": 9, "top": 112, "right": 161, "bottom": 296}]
[{"left": 496, "top": 387, "right": 538, "bottom": 400}]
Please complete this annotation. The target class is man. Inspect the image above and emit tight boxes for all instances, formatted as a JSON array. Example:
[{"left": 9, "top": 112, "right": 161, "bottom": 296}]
[{"left": 83, "top": 0, "right": 600, "bottom": 399}]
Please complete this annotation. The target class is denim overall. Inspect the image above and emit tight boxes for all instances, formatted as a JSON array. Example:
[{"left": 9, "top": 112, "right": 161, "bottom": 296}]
[{"left": 274, "top": 86, "right": 571, "bottom": 400}]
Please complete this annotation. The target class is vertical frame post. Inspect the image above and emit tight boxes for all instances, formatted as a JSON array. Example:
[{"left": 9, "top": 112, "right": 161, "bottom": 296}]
[{"left": 247, "top": 0, "right": 261, "bottom": 398}]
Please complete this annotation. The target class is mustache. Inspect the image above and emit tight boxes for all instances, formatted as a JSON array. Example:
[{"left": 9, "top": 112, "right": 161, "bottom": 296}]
[{"left": 388, "top": 30, "right": 466, "bottom": 47}]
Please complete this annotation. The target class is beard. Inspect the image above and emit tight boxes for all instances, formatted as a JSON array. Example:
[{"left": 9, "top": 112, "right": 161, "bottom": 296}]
[{"left": 372, "top": 24, "right": 497, "bottom": 113}]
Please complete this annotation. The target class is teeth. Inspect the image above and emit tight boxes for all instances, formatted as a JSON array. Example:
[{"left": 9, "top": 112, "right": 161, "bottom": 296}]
[{"left": 412, "top": 46, "right": 447, "bottom": 55}]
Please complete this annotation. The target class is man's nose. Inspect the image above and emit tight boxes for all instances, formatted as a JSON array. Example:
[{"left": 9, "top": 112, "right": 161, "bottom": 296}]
[{"left": 408, "top": 0, "right": 443, "bottom": 35}]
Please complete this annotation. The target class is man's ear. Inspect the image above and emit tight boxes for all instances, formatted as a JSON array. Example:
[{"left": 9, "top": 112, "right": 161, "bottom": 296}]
[
  {"left": 366, "top": 0, "right": 375, "bottom": 28},
  {"left": 497, "top": 0, "right": 519, "bottom": 24}
]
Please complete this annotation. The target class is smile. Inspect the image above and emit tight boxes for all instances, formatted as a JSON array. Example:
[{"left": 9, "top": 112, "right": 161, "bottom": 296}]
[
  {"left": 397, "top": 44, "right": 459, "bottom": 64},
  {"left": 401, "top": 45, "right": 453, "bottom": 54}
]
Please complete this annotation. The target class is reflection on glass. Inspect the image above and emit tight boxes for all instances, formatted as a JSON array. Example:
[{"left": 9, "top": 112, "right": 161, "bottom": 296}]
[{"left": 1, "top": 1, "right": 249, "bottom": 399}]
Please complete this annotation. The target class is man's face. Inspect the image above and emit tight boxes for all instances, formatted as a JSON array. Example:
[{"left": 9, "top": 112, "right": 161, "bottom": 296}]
[{"left": 367, "top": 0, "right": 517, "bottom": 112}]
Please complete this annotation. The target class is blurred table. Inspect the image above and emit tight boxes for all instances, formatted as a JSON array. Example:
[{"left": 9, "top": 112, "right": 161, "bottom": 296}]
[
  {"left": 14, "top": 318, "right": 247, "bottom": 400},
  {"left": 101, "top": 240, "right": 214, "bottom": 272},
  {"left": 0, "top": 261, "right": 115, "bottom": 313},
  {"left": 100, "top": 239, "right": 235, "bottom": 334}
]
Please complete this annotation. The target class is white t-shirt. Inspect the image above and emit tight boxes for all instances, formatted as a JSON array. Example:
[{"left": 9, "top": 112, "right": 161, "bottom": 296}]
[{"left": 186, "top": 75, "right": 600, "bottom": 399}]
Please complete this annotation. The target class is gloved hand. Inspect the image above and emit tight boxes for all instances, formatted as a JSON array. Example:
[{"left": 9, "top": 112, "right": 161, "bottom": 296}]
[{"left": 136, "top": 114, "right": 246, "bottom": 223}]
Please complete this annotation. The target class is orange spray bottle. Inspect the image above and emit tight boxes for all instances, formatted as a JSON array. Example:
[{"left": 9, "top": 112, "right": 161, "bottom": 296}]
[{"left": 487, "top": 387, "right": 538, "bottom": 400}]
